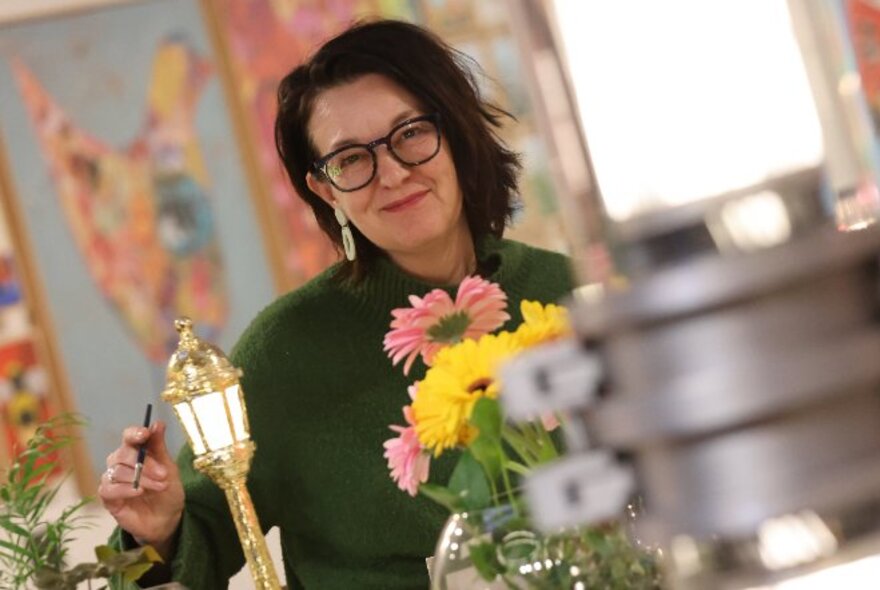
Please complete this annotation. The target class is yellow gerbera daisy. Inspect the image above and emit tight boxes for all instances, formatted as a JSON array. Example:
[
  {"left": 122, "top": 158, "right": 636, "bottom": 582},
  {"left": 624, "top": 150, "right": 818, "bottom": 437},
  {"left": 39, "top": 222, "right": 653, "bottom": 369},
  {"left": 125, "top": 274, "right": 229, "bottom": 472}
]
[
  {"left": 513, "top": 300, "right": 572, "bottom": 348},
  {"left": 412, "top": 331, "right": 520, "bottom": 457}
]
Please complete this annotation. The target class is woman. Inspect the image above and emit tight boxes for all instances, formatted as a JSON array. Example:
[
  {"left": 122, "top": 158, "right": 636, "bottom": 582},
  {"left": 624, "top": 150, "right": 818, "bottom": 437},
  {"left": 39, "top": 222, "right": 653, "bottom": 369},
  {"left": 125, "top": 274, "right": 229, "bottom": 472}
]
[{"left": 99, "top": 19, "right": 574, "bottom": 589}]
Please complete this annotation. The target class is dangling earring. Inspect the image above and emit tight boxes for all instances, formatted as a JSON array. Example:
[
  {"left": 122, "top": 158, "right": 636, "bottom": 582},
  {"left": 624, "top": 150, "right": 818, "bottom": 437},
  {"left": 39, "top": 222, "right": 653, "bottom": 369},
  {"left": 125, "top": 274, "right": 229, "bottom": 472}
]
[{"left": 335, "top": 207, "right": 357, "bottom": 261}]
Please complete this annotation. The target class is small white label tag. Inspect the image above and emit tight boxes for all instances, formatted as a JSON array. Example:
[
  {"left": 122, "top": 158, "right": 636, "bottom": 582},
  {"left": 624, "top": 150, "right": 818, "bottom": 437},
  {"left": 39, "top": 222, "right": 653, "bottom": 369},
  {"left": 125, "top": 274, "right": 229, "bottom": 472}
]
[
  {"left": 525, "top": 451, "right": 634, "bottom": 533},
  {"left": 500, "top": 337, "right": 602, "bottom": 421}
]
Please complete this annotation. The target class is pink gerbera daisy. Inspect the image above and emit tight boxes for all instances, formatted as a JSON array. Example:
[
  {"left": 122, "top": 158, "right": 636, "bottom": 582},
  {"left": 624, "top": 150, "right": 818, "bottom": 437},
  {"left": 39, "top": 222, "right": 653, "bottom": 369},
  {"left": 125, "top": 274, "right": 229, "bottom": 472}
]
[
  {"left": 384, "top": 385, "right": 431, "bottom": 496},
  {"left": 384, "top": 276, "right": 509, "bottom": 375}
]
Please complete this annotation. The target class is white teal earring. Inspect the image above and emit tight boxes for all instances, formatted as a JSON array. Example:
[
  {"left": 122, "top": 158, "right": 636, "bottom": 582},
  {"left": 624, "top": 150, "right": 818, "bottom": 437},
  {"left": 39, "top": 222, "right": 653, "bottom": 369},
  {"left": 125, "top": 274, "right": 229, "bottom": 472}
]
[{"left": 334, "top": 206, "right": 357, "bottom": 261}]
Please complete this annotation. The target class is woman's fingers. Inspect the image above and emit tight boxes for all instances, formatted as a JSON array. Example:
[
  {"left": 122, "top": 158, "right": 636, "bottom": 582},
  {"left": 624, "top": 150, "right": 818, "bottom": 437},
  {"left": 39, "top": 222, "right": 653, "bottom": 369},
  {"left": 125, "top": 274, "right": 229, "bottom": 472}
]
[
  {"left": 99, "top": 466, "right": 168, "bottom": 502},
  {"left": 108, "top": 421, "right": 175, "bottom": 471},
  {"left": 98, "top": 421, "right": 185, "bottom": 545},
  {"left": 122, "top": 425, "right": 151, "bottom": 447},
  {"left": 144, "top": 421, "right": 175, "bottom": 465}
]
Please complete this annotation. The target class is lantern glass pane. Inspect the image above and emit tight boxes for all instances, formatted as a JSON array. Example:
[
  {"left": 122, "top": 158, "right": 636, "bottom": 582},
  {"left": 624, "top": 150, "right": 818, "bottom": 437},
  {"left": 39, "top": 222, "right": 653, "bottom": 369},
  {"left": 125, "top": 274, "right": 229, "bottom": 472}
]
[
  {"left": 175, "top": 402, "right": 206, "bottom": 455},
  {"left": 224, "top": 384, "right": 248, "bottom": 441},
  {"left": 191, "top": 391, "right": 234, "bottom": 451}
]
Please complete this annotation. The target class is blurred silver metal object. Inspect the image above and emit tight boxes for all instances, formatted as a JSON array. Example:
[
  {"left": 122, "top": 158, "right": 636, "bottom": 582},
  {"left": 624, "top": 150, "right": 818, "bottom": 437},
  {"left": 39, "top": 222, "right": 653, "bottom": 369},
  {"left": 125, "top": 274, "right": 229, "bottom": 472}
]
[
  {"left": 574, "top": 224, "right": 880, "bottom": 588},
  {"left": 503, "top": 1, "right": 880, "bottom": 588}
]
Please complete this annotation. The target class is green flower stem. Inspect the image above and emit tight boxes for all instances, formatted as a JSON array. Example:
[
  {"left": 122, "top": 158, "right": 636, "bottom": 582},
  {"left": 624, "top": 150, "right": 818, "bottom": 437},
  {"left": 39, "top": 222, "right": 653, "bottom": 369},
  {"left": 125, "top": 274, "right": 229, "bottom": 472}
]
[
  {"left": 498, "top": 442, "right": 522, "bottom": 517},
  {"left": 488, "top": 473, "right": 501, "bottom": 507},
  {"left": 536, "top": 421, "right": 560, "bottom": 461},
  {"left": 500, "top": 426, "right": 539, "bottom": 466},
  {"left": 504, "top": 460, "right": 531, "bottom": 476}
]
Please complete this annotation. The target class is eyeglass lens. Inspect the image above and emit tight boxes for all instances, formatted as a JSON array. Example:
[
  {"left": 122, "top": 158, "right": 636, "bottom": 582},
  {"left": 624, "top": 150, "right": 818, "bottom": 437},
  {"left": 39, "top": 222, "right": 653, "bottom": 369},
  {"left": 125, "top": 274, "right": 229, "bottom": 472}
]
[{"left": 324, "top": 117, "right": 440, "bottom": 191}]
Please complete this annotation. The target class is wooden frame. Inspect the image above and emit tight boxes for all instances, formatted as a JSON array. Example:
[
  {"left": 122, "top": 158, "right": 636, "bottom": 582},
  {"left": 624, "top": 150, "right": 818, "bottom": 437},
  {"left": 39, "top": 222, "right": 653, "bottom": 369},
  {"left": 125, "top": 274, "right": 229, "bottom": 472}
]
[
  {"left": 197, "top": 0, "right": 287, "bottom": 293},
  {"left": 0, "top": 140, "right": 95, "bottom": 494}
]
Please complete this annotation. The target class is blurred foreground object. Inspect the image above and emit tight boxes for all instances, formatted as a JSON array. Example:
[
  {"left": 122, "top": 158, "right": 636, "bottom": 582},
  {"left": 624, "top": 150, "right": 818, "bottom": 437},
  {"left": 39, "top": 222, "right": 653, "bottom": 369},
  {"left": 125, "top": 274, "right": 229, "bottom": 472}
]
[
  {"left": 162, "top": 318, "right": 281, "bottom": 590},
  {"left": 502, "top": 0, "right": 880, "bottom": 588}
]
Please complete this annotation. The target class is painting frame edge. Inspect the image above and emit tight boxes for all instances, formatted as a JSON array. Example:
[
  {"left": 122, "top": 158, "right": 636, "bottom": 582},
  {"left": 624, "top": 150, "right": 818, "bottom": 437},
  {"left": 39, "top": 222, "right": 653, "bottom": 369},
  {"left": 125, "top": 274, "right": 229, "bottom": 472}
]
[
  {"left": 197, "top": 0, "right": 288, "bottom": 294},
  {"left": 0, "top": 133, "right": 96, "bottom": 497},
  {"left": 0, "top": 0, "right": 153, "bottom": 26}
]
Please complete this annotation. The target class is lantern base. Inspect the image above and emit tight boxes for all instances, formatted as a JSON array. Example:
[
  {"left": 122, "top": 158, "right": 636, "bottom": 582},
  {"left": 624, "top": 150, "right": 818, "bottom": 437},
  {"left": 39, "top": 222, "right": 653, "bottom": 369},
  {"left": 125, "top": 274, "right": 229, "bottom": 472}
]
[{"left": 192, "top": 441, "right": 254, "bottom": 488}]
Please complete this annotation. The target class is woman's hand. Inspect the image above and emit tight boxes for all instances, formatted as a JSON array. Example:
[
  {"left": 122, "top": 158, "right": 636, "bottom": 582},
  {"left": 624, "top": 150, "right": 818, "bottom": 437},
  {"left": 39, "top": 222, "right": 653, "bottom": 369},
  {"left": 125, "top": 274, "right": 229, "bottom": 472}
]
[{"left": 98, "top": 420, "right": 184, "bottom": 560}]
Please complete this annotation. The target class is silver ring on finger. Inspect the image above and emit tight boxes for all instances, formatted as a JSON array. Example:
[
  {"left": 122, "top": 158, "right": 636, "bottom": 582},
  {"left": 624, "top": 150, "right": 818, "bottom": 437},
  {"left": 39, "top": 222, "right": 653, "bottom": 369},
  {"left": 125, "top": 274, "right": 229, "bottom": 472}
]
[{"left": 106, "top": 464, "right": 118, "bottom": 485}]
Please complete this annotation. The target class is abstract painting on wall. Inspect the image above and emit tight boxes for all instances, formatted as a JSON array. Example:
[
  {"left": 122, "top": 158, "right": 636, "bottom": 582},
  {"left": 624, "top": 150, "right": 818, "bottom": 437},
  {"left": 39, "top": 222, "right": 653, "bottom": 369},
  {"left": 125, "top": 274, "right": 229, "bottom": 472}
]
[{"left": 0, "top": 0, "right": 277, "bottom": 474}]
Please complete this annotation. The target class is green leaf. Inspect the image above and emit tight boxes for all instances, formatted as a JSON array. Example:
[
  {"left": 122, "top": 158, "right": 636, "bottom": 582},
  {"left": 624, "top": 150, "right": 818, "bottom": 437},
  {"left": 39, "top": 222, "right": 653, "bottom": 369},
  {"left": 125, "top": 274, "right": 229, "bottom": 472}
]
[
  {"left": 425, "top": 311, "right": 471, "bottom": 344},
  {"left": 468, "top": 399, "right": 505, "bottom": 488},
  {"left": 122, "top": 561, "right": 156, "bottom": 583},
  {"left": 0, "top": 548, "right": 29, "bottom": 564},
  {"left": 468, "top": 436, "right": 503, "bottom": 488},
  {"left": 418, "top": 484, "right": 464, "bottom": 512},
  {"left": 26, "top": 461, "right": 59, "bottom": 483},
  {"left": 470, "top": 398, "right": 502, "bottom": 442},
  {"left": 94, "top": 545, "right": 118, "bottom": 562},
  {"left": 503, "top": 460, "right": 531, "bottom": 477},
  {"left": 448, "top": 451, "right": 492, "bottom": 511},
  {"left": 139, "top": 545, "right": 163, "bottom": 564},
  {"left": 0, "top": 520, "right": 31, "bottom": 538},
  {"left": 468, "top": 540, "right": 503, "bottom": 581},
  {"left": 500, "top": 426, "right": 539, "bottom": 466}
]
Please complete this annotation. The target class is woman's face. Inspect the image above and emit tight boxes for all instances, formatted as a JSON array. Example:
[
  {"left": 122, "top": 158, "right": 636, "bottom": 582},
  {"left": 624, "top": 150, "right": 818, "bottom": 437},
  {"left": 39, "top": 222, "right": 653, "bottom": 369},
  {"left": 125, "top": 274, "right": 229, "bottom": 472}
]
[{"left": 306, "top": 74, "right": 468, "bottom": 263}]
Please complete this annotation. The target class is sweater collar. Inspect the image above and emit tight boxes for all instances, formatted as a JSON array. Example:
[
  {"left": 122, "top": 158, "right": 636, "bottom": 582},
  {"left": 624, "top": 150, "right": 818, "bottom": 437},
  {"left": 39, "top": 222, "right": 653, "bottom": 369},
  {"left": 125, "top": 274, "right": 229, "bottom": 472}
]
[{"left": 352, "top": 235, "right": 525, "bottom": 310}]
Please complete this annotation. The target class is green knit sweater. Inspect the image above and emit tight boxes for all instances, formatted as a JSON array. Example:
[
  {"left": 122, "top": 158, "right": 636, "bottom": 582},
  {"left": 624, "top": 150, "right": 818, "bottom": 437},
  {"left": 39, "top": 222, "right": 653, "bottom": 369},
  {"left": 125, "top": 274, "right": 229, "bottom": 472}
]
[{"left": 117, "top": 237, "right": 573, "bottom": 589}]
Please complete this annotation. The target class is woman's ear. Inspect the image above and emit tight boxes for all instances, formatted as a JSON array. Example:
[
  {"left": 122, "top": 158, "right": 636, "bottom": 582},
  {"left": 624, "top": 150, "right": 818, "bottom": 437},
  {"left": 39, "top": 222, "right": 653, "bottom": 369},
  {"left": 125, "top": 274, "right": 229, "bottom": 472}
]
[{"left": 306, "top": 171, "right": 336, "bottom": 208}]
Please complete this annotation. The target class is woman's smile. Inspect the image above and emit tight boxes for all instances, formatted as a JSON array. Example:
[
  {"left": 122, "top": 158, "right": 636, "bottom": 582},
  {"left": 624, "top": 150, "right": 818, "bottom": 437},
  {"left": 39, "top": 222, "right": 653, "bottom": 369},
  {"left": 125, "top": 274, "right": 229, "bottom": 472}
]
[{"left": 381, "top": 189, "right": 429, "bottom": 213}]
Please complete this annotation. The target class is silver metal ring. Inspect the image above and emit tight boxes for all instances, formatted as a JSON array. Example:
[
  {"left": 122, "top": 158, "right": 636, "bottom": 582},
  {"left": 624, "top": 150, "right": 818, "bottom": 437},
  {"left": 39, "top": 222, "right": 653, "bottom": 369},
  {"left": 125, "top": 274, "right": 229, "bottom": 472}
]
[{"left": 106, "top": 465, "right": 117, "bottom": 485}]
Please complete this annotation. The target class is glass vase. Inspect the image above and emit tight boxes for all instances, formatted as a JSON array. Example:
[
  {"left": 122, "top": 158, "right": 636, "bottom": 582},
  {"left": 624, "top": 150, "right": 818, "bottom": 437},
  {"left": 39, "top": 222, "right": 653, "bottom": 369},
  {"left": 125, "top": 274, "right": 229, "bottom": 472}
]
[{"left": 429, "top": 503, "right": 661, "bottom": 589}]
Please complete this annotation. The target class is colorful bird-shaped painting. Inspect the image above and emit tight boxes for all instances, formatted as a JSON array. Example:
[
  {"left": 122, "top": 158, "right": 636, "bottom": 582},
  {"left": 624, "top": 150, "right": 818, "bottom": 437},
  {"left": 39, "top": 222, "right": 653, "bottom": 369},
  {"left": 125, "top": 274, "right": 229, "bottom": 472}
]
[{"left": 11, "top": 35, "right": 227, "bottom": 364}]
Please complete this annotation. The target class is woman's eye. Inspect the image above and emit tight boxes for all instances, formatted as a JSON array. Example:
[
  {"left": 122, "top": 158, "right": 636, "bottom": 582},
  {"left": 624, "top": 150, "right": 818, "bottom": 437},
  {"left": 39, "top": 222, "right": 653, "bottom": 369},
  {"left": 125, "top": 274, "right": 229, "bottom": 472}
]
[
  {"left": 340, "top": 154, "right": 361, "bottom": 167},
  {"left": 401, "top": 127, "right": 423, "bottom": 140}
]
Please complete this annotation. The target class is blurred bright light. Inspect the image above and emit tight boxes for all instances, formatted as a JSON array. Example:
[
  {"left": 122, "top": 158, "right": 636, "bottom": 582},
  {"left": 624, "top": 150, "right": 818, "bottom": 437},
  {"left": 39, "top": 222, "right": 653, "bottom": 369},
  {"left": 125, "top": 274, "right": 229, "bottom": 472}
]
[
  {"left": 718, "top": 190, "right": 792, "bottom": 251},
  {"left": 756, "top": 511, "right": 837, "bottom": 571},
  {"left": 746, "top": 553, "right": 880, "bottom": 590},
  {"left": 551, "top": 0, "right": 823, "bottom": 221}
]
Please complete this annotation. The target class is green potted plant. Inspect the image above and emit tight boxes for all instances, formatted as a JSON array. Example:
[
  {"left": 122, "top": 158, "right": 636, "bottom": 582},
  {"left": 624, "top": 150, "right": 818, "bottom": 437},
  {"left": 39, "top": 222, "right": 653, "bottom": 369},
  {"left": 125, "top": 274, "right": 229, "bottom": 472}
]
[{"left": 0, "top": 414, "right": 162, "bottom": 589}]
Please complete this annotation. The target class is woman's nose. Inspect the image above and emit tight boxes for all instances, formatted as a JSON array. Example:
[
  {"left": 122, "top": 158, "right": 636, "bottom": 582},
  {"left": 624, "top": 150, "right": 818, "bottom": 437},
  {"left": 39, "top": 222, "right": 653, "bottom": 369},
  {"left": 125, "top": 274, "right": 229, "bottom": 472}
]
[{"left": 375, "top": 146, "right": 410, "bottom": 188}]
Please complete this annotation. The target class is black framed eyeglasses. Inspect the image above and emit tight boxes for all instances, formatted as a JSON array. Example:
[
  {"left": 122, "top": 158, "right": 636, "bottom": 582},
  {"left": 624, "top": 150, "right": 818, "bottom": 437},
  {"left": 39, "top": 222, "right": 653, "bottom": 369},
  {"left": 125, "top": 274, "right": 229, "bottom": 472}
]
[{"left": 312, "top": 113, "right": 442, "bottom": 192}]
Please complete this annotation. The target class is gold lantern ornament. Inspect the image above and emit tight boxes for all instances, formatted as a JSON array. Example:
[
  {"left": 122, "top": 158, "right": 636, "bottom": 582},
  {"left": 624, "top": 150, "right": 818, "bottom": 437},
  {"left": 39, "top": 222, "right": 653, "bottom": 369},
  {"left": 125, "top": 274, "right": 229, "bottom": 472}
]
[{"left": 161, "top": 317, "right": 282, "bottom": 590}]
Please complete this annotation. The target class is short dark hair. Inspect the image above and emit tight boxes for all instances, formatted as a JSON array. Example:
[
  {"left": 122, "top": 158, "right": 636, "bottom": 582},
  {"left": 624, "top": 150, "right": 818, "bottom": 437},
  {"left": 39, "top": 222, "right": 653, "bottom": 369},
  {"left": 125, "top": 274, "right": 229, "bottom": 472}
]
[{"left": 274, "top": 19, "right": 520, "bottom": 281}]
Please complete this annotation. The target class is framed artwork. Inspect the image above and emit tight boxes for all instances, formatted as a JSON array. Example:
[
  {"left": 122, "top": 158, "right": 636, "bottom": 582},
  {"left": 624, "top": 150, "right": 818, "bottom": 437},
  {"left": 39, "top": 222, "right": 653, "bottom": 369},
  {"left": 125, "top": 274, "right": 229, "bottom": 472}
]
[
  {"left": 206, "top": 0, "right": 568, "bottom": 291},
  {"left": 205, "top": 0, "right": 402, "bottom": 291},
  {"left": 0, "top": 339, "right": 61, "bottom": 477},
  {"left": 0, "top": 0, "right": 277, "bottom": 486}
]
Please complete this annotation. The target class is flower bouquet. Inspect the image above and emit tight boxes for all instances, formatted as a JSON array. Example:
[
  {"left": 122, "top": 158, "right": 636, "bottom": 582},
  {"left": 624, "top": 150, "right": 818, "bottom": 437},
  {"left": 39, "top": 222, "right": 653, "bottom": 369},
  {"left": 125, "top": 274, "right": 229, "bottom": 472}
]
[{"left": 382, "top": 277, "right": 659, "bottom": 589}]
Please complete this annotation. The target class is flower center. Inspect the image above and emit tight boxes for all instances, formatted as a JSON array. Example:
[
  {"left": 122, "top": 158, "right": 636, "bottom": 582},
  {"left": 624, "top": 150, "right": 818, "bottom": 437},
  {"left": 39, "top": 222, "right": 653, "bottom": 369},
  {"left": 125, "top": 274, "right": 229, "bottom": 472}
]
[
  {"left": 467, "top": 377, "right": 493, "bottom": 395},
  {"left": 426, "top": 311, "right": 471, "bottom": 344}
]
